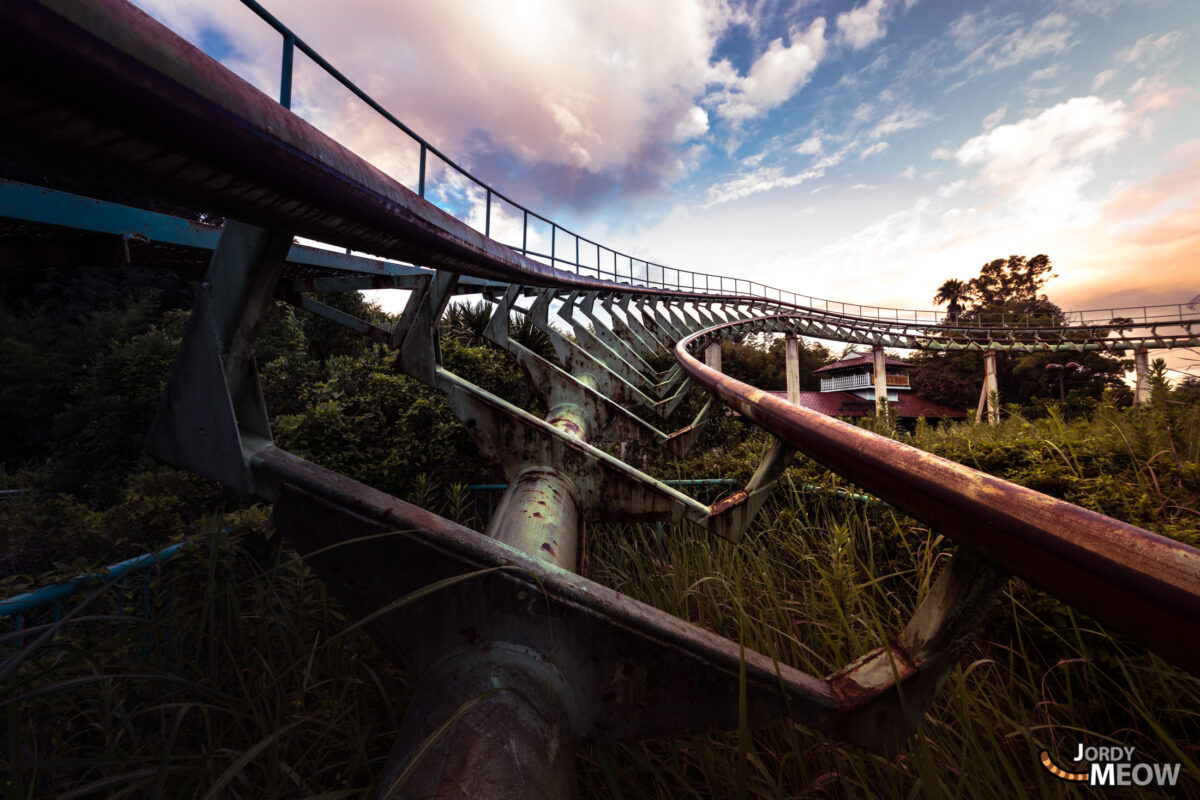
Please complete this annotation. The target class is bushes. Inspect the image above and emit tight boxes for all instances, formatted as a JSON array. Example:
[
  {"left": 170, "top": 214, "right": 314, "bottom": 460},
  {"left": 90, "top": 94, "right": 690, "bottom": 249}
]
[
  {"left": 4, "top": 277, "right": 1199, "bottom": 796},
  {"left": 907, "top": 401, "right": 1200, "bottom": 542}
]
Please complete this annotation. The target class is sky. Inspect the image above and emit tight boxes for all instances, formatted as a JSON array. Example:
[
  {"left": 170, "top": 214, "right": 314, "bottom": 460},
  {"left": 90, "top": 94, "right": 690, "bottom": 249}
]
[{"left": 133, "top": 0, "right": 1199, "bottom": 374}]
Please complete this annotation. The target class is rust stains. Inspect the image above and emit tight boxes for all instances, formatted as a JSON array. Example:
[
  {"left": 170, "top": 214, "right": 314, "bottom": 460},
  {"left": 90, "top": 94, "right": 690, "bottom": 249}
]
[{"left": 710, "top": 490, "right": 748, "bottom": 515}]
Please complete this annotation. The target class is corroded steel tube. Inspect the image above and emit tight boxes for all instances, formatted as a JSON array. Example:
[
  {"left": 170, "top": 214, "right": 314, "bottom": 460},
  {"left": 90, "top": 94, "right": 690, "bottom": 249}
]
[
  {"left": 377, "top": 647, "right": 575, "bottom": 800},
  {"left": 485, "top": 466, "right": 581, "bottom": 571},
  {"left": 677, "top": 318, "right": 1200, "bottom": 673}
]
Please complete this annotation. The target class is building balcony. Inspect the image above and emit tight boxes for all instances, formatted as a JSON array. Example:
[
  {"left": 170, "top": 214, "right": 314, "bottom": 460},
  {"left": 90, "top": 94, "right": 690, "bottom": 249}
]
[{"left": 820, "top": 372, "right": 910, "bottom": 392}]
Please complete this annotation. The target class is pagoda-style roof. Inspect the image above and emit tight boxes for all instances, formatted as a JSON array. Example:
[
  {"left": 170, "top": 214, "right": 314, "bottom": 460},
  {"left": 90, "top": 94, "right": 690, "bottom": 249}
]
[{"left": 812, "top": 351, "right": 910, "bottom": 374}]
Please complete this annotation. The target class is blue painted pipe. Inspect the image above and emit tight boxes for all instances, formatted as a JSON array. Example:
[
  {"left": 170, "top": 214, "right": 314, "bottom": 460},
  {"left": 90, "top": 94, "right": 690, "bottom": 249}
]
[{"left": 0, "top": 539, "right": 192, "bottom": 617}]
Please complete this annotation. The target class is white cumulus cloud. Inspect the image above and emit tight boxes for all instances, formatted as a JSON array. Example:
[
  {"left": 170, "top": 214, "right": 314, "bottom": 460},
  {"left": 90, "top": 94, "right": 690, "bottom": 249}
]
[
  {"left": 955, "top": 95, "right": 1132, "bottom": 218},
  {"left": 711, "top": 18, "right": 828, "bottom": 121},
  {"left": 836, "top": 0, "right": 890, "bottom": 50}
]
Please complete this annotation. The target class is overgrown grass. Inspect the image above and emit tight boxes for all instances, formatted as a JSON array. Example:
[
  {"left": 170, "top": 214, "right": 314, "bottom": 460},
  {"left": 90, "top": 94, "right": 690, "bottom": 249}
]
[
  {"left": 4, "top": 403, "right": 1200, "bottom": 797},
  {"left": 580, "top": 480, "right": 1200, "bottom": 798},
  {"left": 3, "top": 513, "right": 406, "bottom": 799}
]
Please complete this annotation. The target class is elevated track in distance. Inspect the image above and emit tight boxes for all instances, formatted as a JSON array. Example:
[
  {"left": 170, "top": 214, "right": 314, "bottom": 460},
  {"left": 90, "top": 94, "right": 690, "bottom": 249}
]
[{"left": 3, "top": 1, "right": 1199, "bottom": 796}]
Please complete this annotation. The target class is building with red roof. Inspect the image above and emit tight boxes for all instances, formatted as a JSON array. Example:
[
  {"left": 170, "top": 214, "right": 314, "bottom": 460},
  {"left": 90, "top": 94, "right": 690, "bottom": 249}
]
[{"left": 779, "top": 350, "right": 966, "bottom": 423}]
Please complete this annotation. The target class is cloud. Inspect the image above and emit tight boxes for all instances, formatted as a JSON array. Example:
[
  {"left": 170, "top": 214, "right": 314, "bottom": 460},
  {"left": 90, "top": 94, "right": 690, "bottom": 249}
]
[
  {"left": 982, "top": 106, "right": 1006, "bottom": 130},
  {"left": 1092, "top": 69, "right": 1118, "bottom": 91},
  {"left": 1118, "top": 31, "right": 1184, "bottom": 63},
  {"left": 900, "top": 165, "right": 916, "bottom": 179},
  {"left": 869, "top": 106, "right": 934, "bottom": 139},
  {"left": 955, "top": 96, "right": 1133, "bottom": 218},
  {"left": 948, "top": 11, "right": 1076, "bottom": 81},
  {"left": 710, "top": 18, "right": 828, "bottom": 121},
  {"left": 937, "top": 179, "right": 966, "bottom": 198},
  {"left": 672, "top": 105, "right": 710, "bottom": 142},
  {"left": 701, "top": 136, "right": 856, "bottom": 207},
  {"left": 796, "top": 135, "right": 823, "bottom": 155},
  {"left": 702, "top": 163, "right": 825, "bottom": 206},
  {"left": 134, "top": 0, "right": 758, "bottom": 213},
  {"left": 1056, "top": 142, "right": 1200, "bottom": 312},
  {"left": 836, "top": 0, "right": 890, "bottom": 51},
  {"left": 860, "top": 141, "right": 889, "bottom": 159}
]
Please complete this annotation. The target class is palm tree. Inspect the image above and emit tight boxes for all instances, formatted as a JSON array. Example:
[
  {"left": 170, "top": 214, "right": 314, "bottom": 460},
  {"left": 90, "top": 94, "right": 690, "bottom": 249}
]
[
  {"left": 440, "top": 300, "right": 493, "bottom": 346},
  {"left": 932, "top": 279, "right": 973, "bottom": 322}
]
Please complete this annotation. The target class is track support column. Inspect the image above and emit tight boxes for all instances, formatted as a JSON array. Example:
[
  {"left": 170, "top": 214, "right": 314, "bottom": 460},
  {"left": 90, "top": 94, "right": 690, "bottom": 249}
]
[
  {"left": 975, "top": 350, "right": 1000, "bottom": 425},
  {"left": 785, "top": 334, "right": 801, "bottom": 404},
  {"left": 377, "top": 647, "right": 576, "bottom": 800},
  {"left": 1134, "top": 347, "right": 1151, "bottom": 405},
  {"left": 872, "top": 345, "right": 888, "bottom": 410},
  {"left": 705, "top": 340, "right": 722, "bottom": 372}
]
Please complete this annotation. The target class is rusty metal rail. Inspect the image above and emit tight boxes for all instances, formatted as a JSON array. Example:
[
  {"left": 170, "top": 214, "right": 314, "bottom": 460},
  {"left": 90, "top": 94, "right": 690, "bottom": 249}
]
[
  {"left": 678, "top": 319, "right": 1200, "bottom": 672},
  {"left": 4, "top": 1, "right": 1200, "bottom": 796}
]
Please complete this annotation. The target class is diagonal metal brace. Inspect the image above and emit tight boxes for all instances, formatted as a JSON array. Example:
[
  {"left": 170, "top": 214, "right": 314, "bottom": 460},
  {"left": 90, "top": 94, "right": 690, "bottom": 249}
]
[
  {"left": 145, "top": 220, "right": 292, "bottom": 493},
  {"left": 441, "top": 370, "right": 708, "bottom": 524},
  {"left": 707, "top": 438, "right": 796, "bottom": 542},
  {"left": 825, "top": 547, "right": 1009, "bottom": 754}
]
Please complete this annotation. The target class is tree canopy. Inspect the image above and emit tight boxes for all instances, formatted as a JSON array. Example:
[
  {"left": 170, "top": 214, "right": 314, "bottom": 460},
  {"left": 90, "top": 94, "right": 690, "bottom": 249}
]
[{"left": 917, "top": 254, "right": 1129, "bottom": 415}]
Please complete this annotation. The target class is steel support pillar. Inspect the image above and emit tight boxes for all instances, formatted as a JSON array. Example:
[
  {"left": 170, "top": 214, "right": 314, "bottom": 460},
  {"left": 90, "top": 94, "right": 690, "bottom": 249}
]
[
  {"left": 145, "top": 220, "right": 292, "bottom": 492},
  {"left": 785, "top": 333, "right": 801, "bottom": 404},
  {"left": 704, "top": 340, "right": 722, "bottom": 372},
  {"left": 1134, "top": 347, "right": 1150, "bottom": 405},
  {"left": 384, "top": 313, "right": 598, "bottom": 797},
  {"left": 873, "top": 345, "right": 892, "bottom": 419},
  {"left": 976, "top": 350, "right": 999, "bottom": 424}
]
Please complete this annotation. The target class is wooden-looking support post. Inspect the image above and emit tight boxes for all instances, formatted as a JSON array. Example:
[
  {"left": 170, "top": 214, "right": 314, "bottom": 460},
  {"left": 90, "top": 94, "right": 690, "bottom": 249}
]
[
  {"left": 1134, "top": 347, "right": 1150, "bottom": 405},
  {"left": 785, "top": 333, "right": 801, "bottom": 404},
  {"left": 872, "top": 345, "right": 888, "bottom": 408},
  {"left": 975, "top": 350, "right": 1000, "bottom": 425},
  {"left": 705, "top": 340, "right": 722, "bottom": 373}
]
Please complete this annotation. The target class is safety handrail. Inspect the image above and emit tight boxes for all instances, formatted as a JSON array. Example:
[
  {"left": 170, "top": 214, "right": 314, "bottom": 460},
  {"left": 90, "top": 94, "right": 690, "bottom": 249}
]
[{"left": 235, "top": 0, "right": 1198, "bottom": 331}]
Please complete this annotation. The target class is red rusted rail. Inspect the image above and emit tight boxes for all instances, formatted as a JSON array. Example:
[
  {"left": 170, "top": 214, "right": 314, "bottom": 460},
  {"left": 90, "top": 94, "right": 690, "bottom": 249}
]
[{"left": 677, "top": 319, "right": 1200, "bottom": 672}]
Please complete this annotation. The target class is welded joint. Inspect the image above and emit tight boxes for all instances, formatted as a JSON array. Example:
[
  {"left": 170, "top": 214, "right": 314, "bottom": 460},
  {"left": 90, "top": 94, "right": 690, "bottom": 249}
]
[
  {"left": 663, "top": 397, "right": 715, "bottom": 457},
  {"left": 578, "top": 292, "right": 655, "bottom": 374},
  {"left": 654, "top": 379, "right": 693, "bottom": 419},
  {"left": 626, "top": 298, "right": 668, "bottom": 351},
  {"left": 823, "top": 548, "right": 1009, "bottom": 754},
  {"left": 706, "top": 438, "right": 795, "bottom": 542},
  {"left": 555, "top": 293, "right": 652, "bottom": 387},
  {"left": 604, "top": 295, "right": 664, "bottom": 358},
  {"left": 524, "top": 290, "right": 660, "bottom": 412}
]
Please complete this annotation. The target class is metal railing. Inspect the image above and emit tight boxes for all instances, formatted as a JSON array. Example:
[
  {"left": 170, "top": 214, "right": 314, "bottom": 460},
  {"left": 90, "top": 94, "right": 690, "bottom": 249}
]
[
  {"left": 234, "top": 0, "right": 1199, "bottom": 331},
  {"left": 1, "top": 539, "right": 193, "bottom": 647},
  {"left": 819, "top": 373, "right": 910, "bottom": 391},
  {"left": 821, "top": 373, "right": 874, "bottom": 392},
  {"left": 678, "top": 318, "right": 1200, "bottom": 673}
]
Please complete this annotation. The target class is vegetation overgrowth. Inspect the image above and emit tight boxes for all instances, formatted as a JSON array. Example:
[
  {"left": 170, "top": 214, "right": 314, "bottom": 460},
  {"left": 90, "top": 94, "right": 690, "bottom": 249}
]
[{"left": 3, "top": 265, "right": 1199, "bottom": 797}]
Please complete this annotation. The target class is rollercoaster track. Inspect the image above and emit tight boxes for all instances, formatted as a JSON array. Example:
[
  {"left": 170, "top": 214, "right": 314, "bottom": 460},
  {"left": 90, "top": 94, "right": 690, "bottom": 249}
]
[
  {"left": 2, "top": 1, "right": 1199, "bottom": 350},
  {"left": 4, "top": 0, "right": 1200, "bottom": 790}
]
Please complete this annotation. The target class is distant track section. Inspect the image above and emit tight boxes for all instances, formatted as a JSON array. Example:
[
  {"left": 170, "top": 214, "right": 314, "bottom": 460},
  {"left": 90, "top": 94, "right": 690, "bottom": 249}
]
[{"left": 2, "top": 0, "right": 1198, "bottom": 351}]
